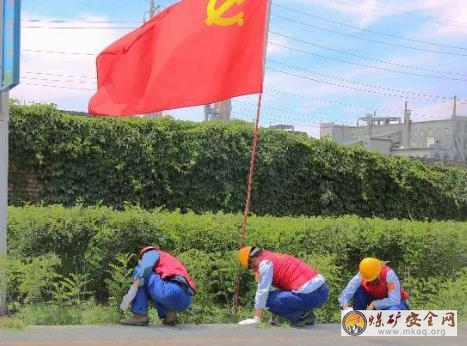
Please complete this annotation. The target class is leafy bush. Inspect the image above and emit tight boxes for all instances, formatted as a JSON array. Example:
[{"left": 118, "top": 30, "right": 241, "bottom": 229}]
[
  {"left": 6, "top": 254, "right": 61, "bottom": 305},
  {"left": 302, "top": 254, "right": 344, "bottom": 323},
  {"left": 51, "top": 273, "right": 92, "bottom": 306},
  {"left": 5, "top": 206, "right": 467, "bottom": 325},
  {"left": 405, "top": 269, "right": 467, "bottom": 322},
  {"left": 9, "top": 103, "right": 467, "bottom": 220},
  {"left": 105, "top": 253, "right": 135, "bottom": 309}
]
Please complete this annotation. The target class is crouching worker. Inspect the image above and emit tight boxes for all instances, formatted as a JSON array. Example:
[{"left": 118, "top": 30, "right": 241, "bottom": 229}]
[
  {"left": 119, "top": 245, "right": 196, "bottom": 326},
  {"left": 339, "top": 257, "right": 409, "bottom": 311},
  {"left": 237, "top": 246, "right": 329, "bottom": 327}
]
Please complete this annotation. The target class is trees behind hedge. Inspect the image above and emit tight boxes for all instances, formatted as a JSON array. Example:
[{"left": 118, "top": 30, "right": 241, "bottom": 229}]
[{"left": 9, "top": 103, "right": 467, "bottom": 220}]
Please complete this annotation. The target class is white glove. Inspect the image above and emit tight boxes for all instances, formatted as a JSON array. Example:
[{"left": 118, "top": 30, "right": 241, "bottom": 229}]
[
  {"left": 343, "top": 306, "right": 353, "bottom": 312},
  {"left": 238, "top": 316, "right": 261, "bottom": 325},
  {"left": 120, "top": 285, "right": 138, "bottom": 311}
]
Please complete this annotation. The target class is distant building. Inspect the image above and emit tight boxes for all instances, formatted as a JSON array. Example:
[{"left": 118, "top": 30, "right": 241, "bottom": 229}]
[
  {"left": 268, "top": 124, "right": 308, "bottom": 136},
  {"left": 269, "top": 124, "right": 295, "bottom": 132},
  {"left": 204, "top": 99, "right": 232, "bottom": 121},
  {"left": 140, "top": 111, "right": 163, "bottom": 118},
  {"left": 320, "top": 98, "right": 467, "bottom": 163}
]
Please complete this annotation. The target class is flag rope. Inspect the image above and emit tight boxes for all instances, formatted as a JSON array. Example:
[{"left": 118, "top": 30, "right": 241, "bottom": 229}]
[{"left": 233, "top": 93, "right": 263, "bottom": 312}]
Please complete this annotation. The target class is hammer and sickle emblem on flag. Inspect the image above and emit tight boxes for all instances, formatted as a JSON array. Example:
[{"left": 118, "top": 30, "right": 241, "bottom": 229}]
[{"left": 205, "top": 0, "right": 245, "bottom": 26}]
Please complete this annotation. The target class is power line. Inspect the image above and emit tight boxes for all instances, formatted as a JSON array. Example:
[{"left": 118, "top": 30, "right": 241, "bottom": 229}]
[
  {"left": 25, "top": 1, "right": 467, "bottom": 29},
  {"left": 19, "top": 71, "right": 449, "bottom": 119},
  {"left": 25, "top": 43, "right": 467, "bottom": 82},
  {"left": 23, "top": 49, "right": 96, "bottom": 56},
  {"left": 19, "top": 71, "right": 456, "bottom": 119},
  {"left": 21, "top": 76, "right": 94, "bottom": 85},
  {"left": 265, "top": 88, "right": 442, "bottom": 120},
  {"left": 268, "top": 88, "right": 399, "bottom": 113},
  {"left": 17, "top": 82, "right": 461, "bottom": 124},
  {"left": 266, "top": 65, "right": 465, "bottom": 103},
  {"left": 23, "top": 71, "right": 95, "bottom": 79},
  {"left": 270, "top": 31, "right": 467, "bottom": 77},
  {"left": 24, "top": 66, "right": 464, "bottom": 105},
  {"left": 23, "top": 12, "right": 467, "bottom": 59},
  {"left": 22, "top": 25, "right": 134, "bottom": 29},
  {"left": 268, "top": 41, "right": 467, "bottom": 82},
  {"left": 233, "top": 102, "right": 352, "bottom": 125},
  {"left": 268, "top": 59, "right": 467, "bottom": 102},
  {"left": 273, "top": 2, "right": 467, "bottom": 51},
  {"left": 20, "top": 82, "right": 94, "bottom": 91},
  {"left": 23, "top": 19, "right": 139, "bottom": 24},
  {"left": 272, "top": 13, "right": 467, "bottom": 57}
]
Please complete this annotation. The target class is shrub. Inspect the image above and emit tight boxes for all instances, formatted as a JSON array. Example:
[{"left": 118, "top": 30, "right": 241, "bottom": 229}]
[
  {"left": 9, "top": 103, "right": 467, "bottom": 220},
  {"left": 5, "top": 206, "right": 467, "bottom": 324}
]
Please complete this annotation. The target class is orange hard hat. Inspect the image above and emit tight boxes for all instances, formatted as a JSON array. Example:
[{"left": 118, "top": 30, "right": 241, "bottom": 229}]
[
  {"left": 238, "top": 246, "right": 253, "bottom": 268},
  {"left": 359, "top": 257, "right": 383, "bottom": 281}
]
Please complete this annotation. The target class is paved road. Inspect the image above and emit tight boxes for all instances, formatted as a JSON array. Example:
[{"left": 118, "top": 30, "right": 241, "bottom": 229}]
[{"left": 1, "top": 323, "right": 466, "bottom": 346}]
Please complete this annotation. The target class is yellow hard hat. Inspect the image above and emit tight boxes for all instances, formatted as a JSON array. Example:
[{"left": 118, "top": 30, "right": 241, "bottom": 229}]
[
  {"left": 359, "top": 257, "right": 383, "bottom": 281},
  {"left": 238, "top": 246, "right": 252, "bottom": 268}
]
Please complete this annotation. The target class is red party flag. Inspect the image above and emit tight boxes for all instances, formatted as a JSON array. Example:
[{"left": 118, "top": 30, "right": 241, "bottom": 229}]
[{"left": 89, "top": 0, "right": 270, "bottom": 116}]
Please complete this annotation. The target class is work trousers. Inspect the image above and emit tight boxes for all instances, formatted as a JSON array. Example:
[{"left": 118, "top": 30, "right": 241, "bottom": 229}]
[
  {"left": 131, "top": 272, "right": 192, "bottom": 318},
  {"left": 266, "top": 283, "right": 330, "bottom": 323}
]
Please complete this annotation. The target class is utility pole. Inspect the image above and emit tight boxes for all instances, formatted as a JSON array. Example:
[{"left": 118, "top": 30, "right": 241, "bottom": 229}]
[
  {"left": 0, "top": 0, "right": 7, "bottom": 316},
  {"left": 403, "top": 101, "right": 411, "bottom": 149},
  {"left": 148, "top": 0, "right": 158, "bottom": 18},
  {"left": 452, "top": 95, "right": 457, "bottom": 118},
  {"left": 1, "top": 0, "right": 21, "bottom": 316},
  {"left": 0, "top": 92, "right": 7, "bottom": 316}
]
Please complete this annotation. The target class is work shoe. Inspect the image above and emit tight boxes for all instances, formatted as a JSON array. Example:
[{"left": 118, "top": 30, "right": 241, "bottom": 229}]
[
  {"left": 162, "top": 311, "right": 179, "bottom": 326},
  {"left": 119, "top": 313, "right": 149, "bottom": 326},
  {"left": 291, "top": 310, "right": 317, "bottom": 327}
]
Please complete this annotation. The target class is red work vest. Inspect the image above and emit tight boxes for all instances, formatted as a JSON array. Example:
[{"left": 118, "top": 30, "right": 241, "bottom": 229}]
[
  {"left": 258, "top": 251, "right": 319, "bottom": 291},
  {"left": 152, "top": 251, "right": 196, "bottom": 292},
  {"left": 361, "top": 265, "right": 408, "bottom": 301}
]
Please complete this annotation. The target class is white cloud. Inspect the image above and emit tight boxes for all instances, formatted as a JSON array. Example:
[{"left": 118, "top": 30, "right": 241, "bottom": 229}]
[
  {"left": 294, "top": 0, "right": 467, "bottom": 35},
  {"left": 420, "top": 0, "right": 467, "bottom": 36},
  {"left": 292, "top": 0, "right": 384, "bottom": 27}
]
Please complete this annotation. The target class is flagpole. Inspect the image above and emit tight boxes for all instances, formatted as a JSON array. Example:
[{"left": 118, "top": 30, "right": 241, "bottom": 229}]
[
  {"left": 236, "top": 0, "right": 271, "bottom": 249},
  {"left": 240, "top": 93, "right": 262, "bottom": 246},
  {"left": 232, "top": 0, "right": 272, "bottom": 314},
  {"left": 233, "top": 92, "right": 263, "bottom": 311}
]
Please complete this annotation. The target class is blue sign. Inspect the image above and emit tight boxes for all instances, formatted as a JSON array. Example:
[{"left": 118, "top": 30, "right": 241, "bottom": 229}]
[{"left": 1, "top": 0, "right": 20, "bottom": 91}]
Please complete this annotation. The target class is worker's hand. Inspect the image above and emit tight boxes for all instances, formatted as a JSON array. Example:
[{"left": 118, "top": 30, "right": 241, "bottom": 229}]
[
  {"left": 366, "top": 302, "right": 375, "bottom": 310},
  {"left": 120, "top": 285, "right": 138, "bottom": 311},
  {"left": 341, "top": 304, "right": 353, "bottom": 311},
  {"left": 238, "top": 316, "right": 261, "bottom": 326}
]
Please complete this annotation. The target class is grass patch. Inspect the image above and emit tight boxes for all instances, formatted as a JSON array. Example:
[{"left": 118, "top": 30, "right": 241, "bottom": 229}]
[
  {"left": 17, "top": 304, "right": 82, "bottom": 325},
  {"left": 0, "top": 315, "right": 25, "bottom": 329},
  {"left": 80, "top": 304, "right": 121, "bottom": 324}
]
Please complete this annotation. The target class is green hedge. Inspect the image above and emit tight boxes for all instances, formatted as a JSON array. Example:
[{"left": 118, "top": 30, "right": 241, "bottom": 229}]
[
  {"left": 9, "top": 103, "right": 467, "bottom": 220},
  {"left": 6, "top": 206, "right": 467, "bottom": 322}
]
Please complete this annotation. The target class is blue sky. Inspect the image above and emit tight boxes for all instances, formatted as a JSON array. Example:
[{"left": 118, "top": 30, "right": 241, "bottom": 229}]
[{"left": 10, "top": 0, "right": 467, "bottom": 137}]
